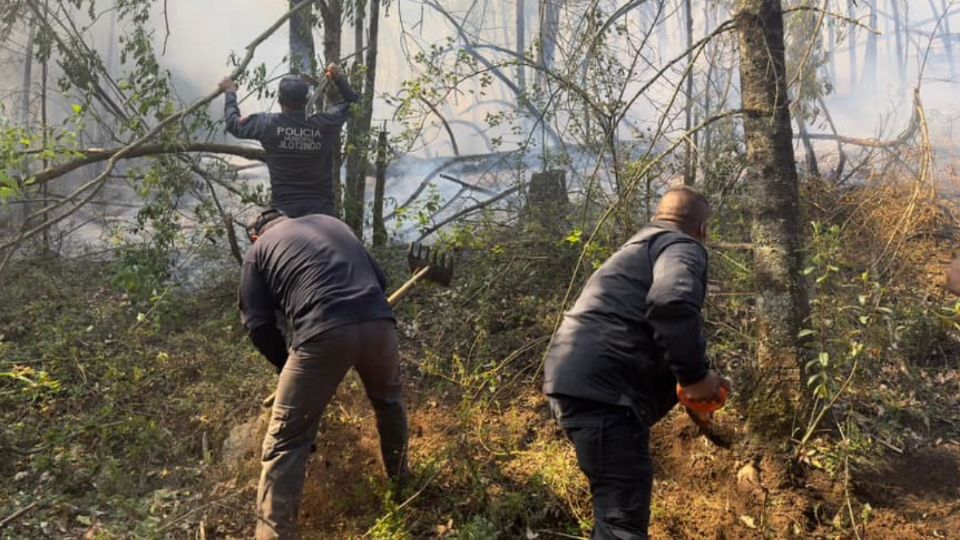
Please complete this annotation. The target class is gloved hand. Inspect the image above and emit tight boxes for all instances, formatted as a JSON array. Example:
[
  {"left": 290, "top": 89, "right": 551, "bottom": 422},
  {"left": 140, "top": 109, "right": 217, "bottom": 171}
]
[
  {"left": 678, "top": 369, "right": 731, "bottom": 412},
  {"left": 325, "top": 63, "right": 341, "bottom": 80}
]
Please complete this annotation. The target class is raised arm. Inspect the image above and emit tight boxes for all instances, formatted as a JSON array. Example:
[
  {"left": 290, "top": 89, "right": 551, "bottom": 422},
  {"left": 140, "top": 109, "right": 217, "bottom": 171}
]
[
  {"left": 316, "top": 64, "right": 361, "bottom": 127},
  {"left": 239, "top": 259, "right": 287, "bottom": 372},
  {"left": 221, "top": 77, "right": 268, "bottom": 140}
]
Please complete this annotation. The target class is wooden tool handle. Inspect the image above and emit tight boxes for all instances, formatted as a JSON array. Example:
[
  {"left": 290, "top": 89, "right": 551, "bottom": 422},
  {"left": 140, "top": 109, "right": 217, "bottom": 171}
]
[{"left": 387, "top": 265, "right": 431, "bottom": 307}]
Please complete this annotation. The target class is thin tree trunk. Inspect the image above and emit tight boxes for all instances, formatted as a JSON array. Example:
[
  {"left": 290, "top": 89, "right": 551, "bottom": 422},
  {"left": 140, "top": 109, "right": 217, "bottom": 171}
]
[
  {"left": 537, "top": 0, "right": 560, "bottom": 90},
  {"left": 319, "top": 0, "right": 344, "bottom": 217},
  {"left": 40, "top": 0, "right": 49, "bottom": 251},
  {"left": 847, "top": 0, "right": 858, "bottom": 91},
  {"left": 343, "top": 0, "right": 380, "bottom": 237},
  {"left": 827, "top": 18, "right": 837, "bottom": 83},
  {"left": 372, "top": 123, "right": 387, "bottom": 247},
  {"left": 736, "top": 0, "right": 811, "bottom": 432},
  {"left": 794, "top": 104, "right": 820, "bottom": 177},
  {"left": 289, "top": 0, "right": 316, "bottom": 75},
  {"left": 18, "top": 12, "right": 37, "bottom": 230},
  {"left": 516, "top": 0, "right": 526, "bottom": 94},
  {"left": 864, "top": 1, "right": 878, "bottom": 93},
  {"left": 932, "top": 0, "right": 955, "bottom": 78},
  {"left": 683, "top": 0, "right": 695, "bottom": 185},
  {"left": 891, "top": 0, "right": 906, "bottom": 85}
]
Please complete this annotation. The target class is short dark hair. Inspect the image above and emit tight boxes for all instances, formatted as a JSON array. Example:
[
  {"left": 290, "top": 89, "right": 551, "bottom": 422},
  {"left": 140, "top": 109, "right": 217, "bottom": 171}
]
[
  {"left": 278, "top": 76, "right": 310, "bottom": 108},
  {"left": 245, "top": 208, "right": 285, "bottom": 237}
]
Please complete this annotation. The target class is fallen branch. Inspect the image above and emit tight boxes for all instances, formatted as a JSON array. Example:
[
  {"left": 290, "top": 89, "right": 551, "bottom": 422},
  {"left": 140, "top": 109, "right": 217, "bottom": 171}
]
[
  {"left": 0, "top": 0, "right": 312, "bottom": 267},
  {"left": 415, "top": 185, "right": 521, "bottom": 243},
  {"left": 26, "top": 143, "right": 266, "bottom": 187},
  {"left": 438, "top": 173, "right": 495, "bottom": 195},
  {"left": 794, "top": 133, "right": 905, "bottom": 149},
  {"left": 0, "top": 497, "right": 47, "bottom": 529}
]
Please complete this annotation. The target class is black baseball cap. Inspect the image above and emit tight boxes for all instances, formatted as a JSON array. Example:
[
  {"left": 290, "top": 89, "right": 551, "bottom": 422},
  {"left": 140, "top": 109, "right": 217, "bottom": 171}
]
[{"left": 278, "top": 76, "right": 310, "bottom": 107}]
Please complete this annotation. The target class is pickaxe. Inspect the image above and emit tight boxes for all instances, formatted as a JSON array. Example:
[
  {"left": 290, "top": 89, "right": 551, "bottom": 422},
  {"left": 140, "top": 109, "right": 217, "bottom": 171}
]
[{"left": 261, "top": 243, "right": 454, "bottom": 408}]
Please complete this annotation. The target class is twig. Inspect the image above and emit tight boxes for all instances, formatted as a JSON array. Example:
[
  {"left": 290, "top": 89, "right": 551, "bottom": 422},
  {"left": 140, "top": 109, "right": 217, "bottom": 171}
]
[{"left": 0, "top": 497, "right": 47, "bottom": 529}]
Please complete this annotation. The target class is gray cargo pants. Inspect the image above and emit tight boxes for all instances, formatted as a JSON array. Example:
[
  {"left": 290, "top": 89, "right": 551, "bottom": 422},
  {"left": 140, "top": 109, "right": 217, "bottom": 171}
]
[{"left": 255, "top": 319, "right": 409, "bottom": 540}]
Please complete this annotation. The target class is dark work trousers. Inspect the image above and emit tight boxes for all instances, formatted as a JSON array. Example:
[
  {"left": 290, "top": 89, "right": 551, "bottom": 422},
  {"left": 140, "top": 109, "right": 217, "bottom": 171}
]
[
  {"left": 549, "top": 395, "right": 654, "bottom": 540},
  {"left": 255, "top": 319, "right": 409, "bottom": 540}
]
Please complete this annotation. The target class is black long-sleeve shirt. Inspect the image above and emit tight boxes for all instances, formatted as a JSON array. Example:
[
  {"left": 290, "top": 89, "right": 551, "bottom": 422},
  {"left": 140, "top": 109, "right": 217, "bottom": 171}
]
[
  {"left": 543, "top": 222, "right": 710, "bottom": 425},
  {"left": 224, "top": 77, "right": 361, "bottom": 216},
  {"left": 238, "top": 214, "right": 393, "bottom": 369}
]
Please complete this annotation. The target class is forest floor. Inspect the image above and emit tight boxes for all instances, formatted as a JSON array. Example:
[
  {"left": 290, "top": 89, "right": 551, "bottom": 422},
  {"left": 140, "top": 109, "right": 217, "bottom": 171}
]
[{"left": 3, "top": 181, "right": 960, "bottom": 538}]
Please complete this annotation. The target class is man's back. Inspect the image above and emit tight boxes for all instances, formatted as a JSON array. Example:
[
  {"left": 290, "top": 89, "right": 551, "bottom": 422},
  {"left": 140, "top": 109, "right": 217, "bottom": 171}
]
[
  {"left": 240, "top": 215, "right": 393, "bottom": 348},
  {"left": 544, "top": 222, "right": 709, "bottom": 424},
  {"left": 223, "top": 73, "right": 360, "bottom": 216},
  {"left": 254, "top": 111, "right": 344, "bottom": 212}
]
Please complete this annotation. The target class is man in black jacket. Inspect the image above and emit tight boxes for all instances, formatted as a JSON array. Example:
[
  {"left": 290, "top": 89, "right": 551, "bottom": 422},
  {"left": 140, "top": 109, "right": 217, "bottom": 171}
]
[
  {"left": 239, "top": 209, "right": 408, "bottom": 539},
  {"left": 220, "top": 64, "right": 359, "bottom": 217},
  {"left": 544, "top": 185, "right": 731, "bottom": 539}
]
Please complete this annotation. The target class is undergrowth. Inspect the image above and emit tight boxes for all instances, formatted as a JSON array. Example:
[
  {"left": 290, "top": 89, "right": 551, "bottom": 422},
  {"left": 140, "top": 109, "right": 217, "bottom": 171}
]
[{"left": 2, "top": 172, "right": 959, "bottom": 538}]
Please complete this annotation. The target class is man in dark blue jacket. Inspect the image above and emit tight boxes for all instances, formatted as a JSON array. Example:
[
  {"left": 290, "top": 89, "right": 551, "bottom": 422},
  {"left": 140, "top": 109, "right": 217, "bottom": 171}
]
[
  {"left": 220, "top": 64, "right": 360, "bottom": 218},
  {"left": 544, "top": 185, "right": 731, "bottom": 539},
  {"left": 239, "top": 209, "right": 408, "bottom": 539}
]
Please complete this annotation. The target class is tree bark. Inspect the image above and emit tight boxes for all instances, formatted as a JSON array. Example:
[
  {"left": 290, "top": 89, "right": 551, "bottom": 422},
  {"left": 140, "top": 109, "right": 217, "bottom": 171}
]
[
  {"left": 683, "top": 0, "right": 696, "bottom": 185},
  {"left": 318, "top": 0, "right": 344, "bottom": 217},
  {"left": 537, "top": 0, "right": 560, "bottom": 90},
  {"left": 289, "top": 0, "right": 316, "bottom": 75},
  {"left": 343, "top": 0, "right": 380, "bottom": 237},
  {"left": 736, "top": 0, "right": 811, "bottom": 432},
  {"left": 372, "top": 123, "right": 387, "bottom": 247}
]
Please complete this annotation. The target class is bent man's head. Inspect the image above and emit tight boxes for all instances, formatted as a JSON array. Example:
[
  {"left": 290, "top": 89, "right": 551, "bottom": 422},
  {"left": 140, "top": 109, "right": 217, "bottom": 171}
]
[
  {"left": 653, "top": 185, "right": 711, "bottom": 242},
  {"left": 245, "top": 208, "right": 288, "bottom": 243},
  {"left": 278, "top": 76, "right": 311, "bottom": 111}
]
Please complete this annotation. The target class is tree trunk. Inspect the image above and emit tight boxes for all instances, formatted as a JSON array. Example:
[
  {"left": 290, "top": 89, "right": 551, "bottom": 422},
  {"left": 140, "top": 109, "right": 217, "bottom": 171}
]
[
  {"left": 343, "top": 0, "right": 380, "bottom": 237},
  {"left": 891, "top": 0, "right": 906, "bottom": 85},
  {"left": 40, "top": 0, "right": 49, "bottom": 250},
  {"left": 683, "top": 0, "right": 696, "bottom": 185},
  {"left": 372, "top": 123, "right": 387, "bottom": 247},
  {"left": 793, "top": 103, "right": 820, "bottom": 178},
  {"left": 516, "top": 0, "right": 526, "bottom": 94},
  {"left": 847, "top": 0, "right": 858, "bottom": 91},
  {"left": 864, "top": 0, "right": 878, "bottom": 93},
  {"left": 289, "top": 0, "right": 316, "bottom": 75},
  {"left": 736, "top": 0, "right": 811, "bottom": 432},
  {"left": 827, "top": 19, "right": 836, "bottom": 84},
  {"left": 18, "top": 12, "right": 37, "bottom": 229},
  {"left": 934, "top": 0, "right": 955, "bottom": 78},
  {"left": 537, "top": 0, "right": 560, "bottom": 90},
  {"left": 319, "top": 0, "right": 344, "bottom": 217}
]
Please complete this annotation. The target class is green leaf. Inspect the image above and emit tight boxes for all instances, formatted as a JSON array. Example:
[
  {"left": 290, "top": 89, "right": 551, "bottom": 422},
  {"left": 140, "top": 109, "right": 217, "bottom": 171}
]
[
  {"left": 71, "top": 104, "right": 83, "bottom": 114},
  {"left": 798, "top": 328, "right": 816, "bottom": 338},
  {"left": 818, "top": 352, "right": 830, "bottom": 366}
]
